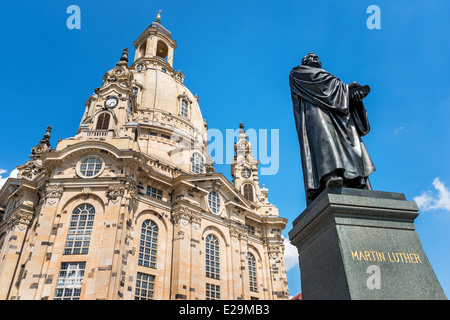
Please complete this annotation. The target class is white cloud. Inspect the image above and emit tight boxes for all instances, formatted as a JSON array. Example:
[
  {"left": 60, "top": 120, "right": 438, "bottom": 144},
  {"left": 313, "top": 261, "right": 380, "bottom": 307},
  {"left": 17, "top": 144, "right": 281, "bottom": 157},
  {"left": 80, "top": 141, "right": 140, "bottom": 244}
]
[
  {"left": 393, "top": 126, "right": 404, "bottom": 134},
  {"left": 0, "top": 168, "right": 18, "bottom": 189},
  {"left": 282, "top": 235, "right": 299, "bottom": 271},
  {"left": 414, "top": 177, "right": 450, "bottom": 212}
]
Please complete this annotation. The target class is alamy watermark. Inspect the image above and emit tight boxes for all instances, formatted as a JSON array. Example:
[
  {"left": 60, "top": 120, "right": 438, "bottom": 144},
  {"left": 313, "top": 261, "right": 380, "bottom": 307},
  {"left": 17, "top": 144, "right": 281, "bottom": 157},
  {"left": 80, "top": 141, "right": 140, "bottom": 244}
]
[
  {"left": 366, "top": 265, "right": 381, "bottom": 290},
  {"left": 168, "top": 123, "right": 280, "bottom": 176},
  {"left": 367, "top": 5, "right": 381, "bottom": 30},
  {"left": 67, "top": 5, "right": 81, "bottom": 29}
]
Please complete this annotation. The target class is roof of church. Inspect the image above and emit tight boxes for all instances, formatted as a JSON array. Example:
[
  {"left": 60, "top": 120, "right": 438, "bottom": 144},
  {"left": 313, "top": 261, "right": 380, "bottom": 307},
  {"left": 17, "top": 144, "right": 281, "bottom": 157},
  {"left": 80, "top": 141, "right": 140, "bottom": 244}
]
[{"left": 148, "top": 21, "right": 172, "bottom": 37}]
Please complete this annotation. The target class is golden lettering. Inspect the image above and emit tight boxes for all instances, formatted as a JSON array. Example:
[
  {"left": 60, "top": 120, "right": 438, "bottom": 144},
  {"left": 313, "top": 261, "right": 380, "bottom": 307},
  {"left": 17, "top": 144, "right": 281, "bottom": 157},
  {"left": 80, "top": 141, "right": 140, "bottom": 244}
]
[
  {"left": 360, "top": 251, "right": 367, "bottom": 261},
  {"left": 351, "top": 250, "right": 422, "bottom": 264},
  {"left": 404, "top": 253, "right": 412, "bottom": 263},
  {"left": 414, "top": 254, "right": 422, "bottom": 264}
]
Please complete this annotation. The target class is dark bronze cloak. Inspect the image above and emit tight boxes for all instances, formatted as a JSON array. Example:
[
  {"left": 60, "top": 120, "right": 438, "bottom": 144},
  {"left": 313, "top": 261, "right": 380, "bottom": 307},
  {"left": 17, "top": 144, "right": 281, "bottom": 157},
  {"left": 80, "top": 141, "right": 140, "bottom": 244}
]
[{"left": 289, "top": 65, "right": 375, "bottom": 201}]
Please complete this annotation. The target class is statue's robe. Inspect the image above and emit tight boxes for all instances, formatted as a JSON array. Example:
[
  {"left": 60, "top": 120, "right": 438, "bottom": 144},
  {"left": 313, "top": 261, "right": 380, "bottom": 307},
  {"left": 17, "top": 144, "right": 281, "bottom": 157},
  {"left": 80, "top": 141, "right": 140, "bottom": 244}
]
[{"left": 289, "top": 65, "right": 376, "bottom": 203}]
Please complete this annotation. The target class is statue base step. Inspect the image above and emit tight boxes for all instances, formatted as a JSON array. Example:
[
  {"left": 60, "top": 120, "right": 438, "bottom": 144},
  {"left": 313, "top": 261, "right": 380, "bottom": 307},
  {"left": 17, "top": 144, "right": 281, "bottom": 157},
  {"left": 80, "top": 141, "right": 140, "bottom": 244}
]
[{"left": 288, "top": 187, "right": 447, "bottom": 300}]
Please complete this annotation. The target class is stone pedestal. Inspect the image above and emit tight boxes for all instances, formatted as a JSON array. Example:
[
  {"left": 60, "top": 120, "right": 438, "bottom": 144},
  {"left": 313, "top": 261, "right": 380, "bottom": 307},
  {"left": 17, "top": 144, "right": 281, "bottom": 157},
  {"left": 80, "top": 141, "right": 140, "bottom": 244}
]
[{"left": 288, "top": 188, "right": 447, "bottom": 300}]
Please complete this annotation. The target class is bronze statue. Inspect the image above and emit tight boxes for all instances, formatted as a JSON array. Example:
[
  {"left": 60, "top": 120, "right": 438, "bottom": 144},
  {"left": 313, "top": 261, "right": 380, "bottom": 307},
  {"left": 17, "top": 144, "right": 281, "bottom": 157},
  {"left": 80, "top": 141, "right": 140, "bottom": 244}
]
[{"left": 289, "top": 53, "right": 376, "bottom": 205}]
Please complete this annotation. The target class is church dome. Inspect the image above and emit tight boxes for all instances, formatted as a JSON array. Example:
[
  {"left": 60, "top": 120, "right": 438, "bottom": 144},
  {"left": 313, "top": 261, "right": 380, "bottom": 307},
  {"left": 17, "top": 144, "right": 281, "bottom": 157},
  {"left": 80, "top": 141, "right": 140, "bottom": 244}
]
[{"left": 127, "top": 18, "right": 210, "bottom": 172}]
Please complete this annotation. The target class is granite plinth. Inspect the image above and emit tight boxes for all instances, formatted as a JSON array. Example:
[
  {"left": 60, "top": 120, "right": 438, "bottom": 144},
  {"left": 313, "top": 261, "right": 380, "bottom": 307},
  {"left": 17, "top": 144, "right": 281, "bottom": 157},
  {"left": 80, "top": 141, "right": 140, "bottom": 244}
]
[{"left": 288, "top": 188, "right": 447, "bottom": 300}]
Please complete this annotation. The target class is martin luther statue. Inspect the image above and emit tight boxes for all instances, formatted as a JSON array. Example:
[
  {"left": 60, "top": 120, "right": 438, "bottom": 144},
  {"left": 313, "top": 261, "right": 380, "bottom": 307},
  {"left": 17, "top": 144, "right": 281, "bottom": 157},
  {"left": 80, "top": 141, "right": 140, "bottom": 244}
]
[{"left": 289, "top": 52, "right": 376, "bottom": 205}]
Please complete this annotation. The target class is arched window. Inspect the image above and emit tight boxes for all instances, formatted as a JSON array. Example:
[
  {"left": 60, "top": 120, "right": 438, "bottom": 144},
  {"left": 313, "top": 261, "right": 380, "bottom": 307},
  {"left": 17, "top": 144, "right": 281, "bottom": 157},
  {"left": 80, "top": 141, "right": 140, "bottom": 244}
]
[
  {"left": 64, "top": 204, "right": 95, "bottom": 255},
  {"left": 243, "top": 184, "right": 254, "bottom": 202},
  {"left": 96, "top": 113, "right": 111, "bottom": 130},
  {"left": 248, "top": 253, "right": 258, "bottom": 292},
  {"left": 139, "top": 220, "right": 158, "bottom": 269},
  {"left": 181, "top": 99, "right": 189, "bottom": 118},
  {"left": 156, "top": 41, "right": 168, "bottom": 60},
  {"left": 139, "top": 42, "right": 147, "bottom": 58},
  {"left": 205, "top": 234, "right": 220, "bottom": 279},
  {"left": 192, "top": 153, "right": 203, "bottom": 174}
]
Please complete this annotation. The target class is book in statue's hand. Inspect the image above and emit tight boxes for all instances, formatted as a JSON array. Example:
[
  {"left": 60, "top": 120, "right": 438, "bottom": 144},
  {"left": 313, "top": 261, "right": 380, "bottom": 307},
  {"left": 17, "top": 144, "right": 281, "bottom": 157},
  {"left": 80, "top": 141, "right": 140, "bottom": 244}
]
[{"left": 350, "top": 85, "right": 370, "bottom": 99}]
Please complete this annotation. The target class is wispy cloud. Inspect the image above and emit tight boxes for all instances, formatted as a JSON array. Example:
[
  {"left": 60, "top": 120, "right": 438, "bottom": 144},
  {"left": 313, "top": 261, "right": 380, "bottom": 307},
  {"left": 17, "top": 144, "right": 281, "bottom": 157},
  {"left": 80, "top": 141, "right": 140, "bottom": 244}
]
[
  {"left": 414, "top": 177, "right": 450, "bottom": 212},
  {"left": 0, "top": 168, "right": 19, "bottom": 189},
  {"left": 282, "top": 235, "right": 299, "bottom": 271},
  {"left": 394, "top": 126, "right": 404, "bottom": 134}
]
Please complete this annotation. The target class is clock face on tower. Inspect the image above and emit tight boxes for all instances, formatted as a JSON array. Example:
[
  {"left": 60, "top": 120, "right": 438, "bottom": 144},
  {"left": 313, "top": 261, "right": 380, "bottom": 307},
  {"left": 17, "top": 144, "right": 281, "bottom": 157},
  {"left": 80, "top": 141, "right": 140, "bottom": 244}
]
[
  {"left": 242, "top": 168, "right": 251, "bottom": 178},
  {"left": 105, "top": 98, "right": 118, "bottom": 108}
]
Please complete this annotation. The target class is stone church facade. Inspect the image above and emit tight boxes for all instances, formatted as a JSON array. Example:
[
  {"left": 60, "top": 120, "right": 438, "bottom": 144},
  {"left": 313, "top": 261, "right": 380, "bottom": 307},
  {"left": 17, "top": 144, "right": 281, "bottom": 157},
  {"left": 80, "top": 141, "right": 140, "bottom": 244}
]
[{"left": 0, "top": 17, "right": 289, "bottom": 300}]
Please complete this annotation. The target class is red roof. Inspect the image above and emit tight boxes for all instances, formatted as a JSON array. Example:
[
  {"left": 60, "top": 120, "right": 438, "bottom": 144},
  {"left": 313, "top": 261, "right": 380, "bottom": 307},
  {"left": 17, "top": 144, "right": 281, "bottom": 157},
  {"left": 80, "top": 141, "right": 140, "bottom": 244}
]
[{"left": 291, "top": 293, "right": 302, "bottom": 300}]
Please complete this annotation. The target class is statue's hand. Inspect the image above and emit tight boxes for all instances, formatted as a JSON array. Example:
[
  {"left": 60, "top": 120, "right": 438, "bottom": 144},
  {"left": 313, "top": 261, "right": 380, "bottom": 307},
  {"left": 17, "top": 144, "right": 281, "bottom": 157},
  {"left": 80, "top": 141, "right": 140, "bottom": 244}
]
[{"left": 350, "top": 89, "right": 364, "bottom": 102}]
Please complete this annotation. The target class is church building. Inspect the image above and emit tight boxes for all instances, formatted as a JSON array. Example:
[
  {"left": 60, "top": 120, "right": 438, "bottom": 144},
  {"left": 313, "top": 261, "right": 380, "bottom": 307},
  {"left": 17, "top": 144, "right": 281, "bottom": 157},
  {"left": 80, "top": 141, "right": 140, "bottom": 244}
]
[{"left": 0, "top": 14, "right": 289, "bottom": 300}]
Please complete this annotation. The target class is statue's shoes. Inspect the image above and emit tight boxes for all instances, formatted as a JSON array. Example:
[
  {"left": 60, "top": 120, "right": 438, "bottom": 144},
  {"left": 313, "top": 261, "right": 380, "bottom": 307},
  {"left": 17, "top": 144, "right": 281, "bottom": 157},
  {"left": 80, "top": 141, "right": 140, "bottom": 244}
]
[{"left": 326, "top": 176, "right": 344, "bottom": 189}]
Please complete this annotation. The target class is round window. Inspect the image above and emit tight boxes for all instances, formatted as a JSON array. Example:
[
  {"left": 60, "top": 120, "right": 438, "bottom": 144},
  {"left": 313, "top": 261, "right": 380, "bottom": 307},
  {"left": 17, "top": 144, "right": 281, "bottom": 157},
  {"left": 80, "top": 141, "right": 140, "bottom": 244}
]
[
  {"left": 207, "top": 191, "right": 221, "bottom": 214},
  {"left": 76, "top": 156, "right": 105, "bottom": 178}
]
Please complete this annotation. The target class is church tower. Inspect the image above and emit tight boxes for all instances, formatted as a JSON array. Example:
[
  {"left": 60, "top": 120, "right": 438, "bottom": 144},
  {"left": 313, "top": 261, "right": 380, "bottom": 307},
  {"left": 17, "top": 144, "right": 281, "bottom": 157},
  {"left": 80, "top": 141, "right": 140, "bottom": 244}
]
[
  {"left": 0, "top": 12, "right": 288, "bottom": 301},
  {"left": 231, "top": 123, "right": 278, "bottom": 217}
]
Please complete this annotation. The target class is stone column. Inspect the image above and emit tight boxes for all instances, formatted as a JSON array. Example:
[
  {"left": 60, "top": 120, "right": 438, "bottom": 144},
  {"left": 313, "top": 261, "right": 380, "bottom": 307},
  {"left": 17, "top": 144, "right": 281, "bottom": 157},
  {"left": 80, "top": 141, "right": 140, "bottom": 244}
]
[
  {"left": 32, "top": 184, "right": 64, "bottom": 300},
  {"left": 267, "top": 240, "right": 289, "bottom": 300},
  {"left": 170, "top": 207, "right": 192, "bottom": 300},
  {"left": 229, "top": 225, "right": 246, "bottom": 299},
  {"left": 85, "top": 184, "right": 125, "bottom": 300},
  {"left": 188, "top": 210, "right": 202, "bottom": 299},
  {"left": 0, "top": 209, "right": 34, "bottom": 300}
]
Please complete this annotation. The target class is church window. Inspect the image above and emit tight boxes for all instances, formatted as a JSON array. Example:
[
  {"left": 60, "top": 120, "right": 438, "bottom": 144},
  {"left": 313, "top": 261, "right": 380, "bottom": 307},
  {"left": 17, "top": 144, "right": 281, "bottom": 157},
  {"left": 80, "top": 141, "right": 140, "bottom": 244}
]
[
  {"left": 137, "top": 181, "right": 144, "bottom": 194},
  {"left": 206, "top": 283, "right": 220, "bottom": 300},
  {"left": 207, "top": 191, "right": 221, "bottom": 214},
  {"left": 134, "top": 272, "right": 155, "bottom": 300},
  {"left": 132, "top": 87, "right": 139, "bottom": 96},
  {"left": 192, "top": 152, "right": 203, "bottom": 174},
  {"left": 77, "top": 157, "right": 104, "bottom": 178},
  {"left": 181, "top": 99, "right": 189, "bottom": 118},
  {"left": 205, "top": 234, "right": 220, "bottom": 279},
  {"left": 95, "top": 113, "right": 111, "bottom": 130},
  {"left": 64, "top": 204, "right": 95, "bottom": 255},
  {"left": 243, "top": 184, "right": 254, "bottom": 202},
  {"left": 136, "top": 64, "right": 144, "bottom": 72},
  {"left": 246, "top": 225, "right": 255, "bottom": 235},
  {"left": 248, "top": 253, "right": 258, "bottom": 292},
  {"left": 138, "top": 220, "right": 158, "bottom": 269},
  {"left": 139, "top": 42, "right": 147, "bottom": 58},
  {"left": 4, "top": 199, "right": 17, "bottom": 220},
  {"left": 54, "top": 262, "right": 85, "bottom": 300},
  {"left": 146, "top": 186, "right": 163, "bottom": 200}
]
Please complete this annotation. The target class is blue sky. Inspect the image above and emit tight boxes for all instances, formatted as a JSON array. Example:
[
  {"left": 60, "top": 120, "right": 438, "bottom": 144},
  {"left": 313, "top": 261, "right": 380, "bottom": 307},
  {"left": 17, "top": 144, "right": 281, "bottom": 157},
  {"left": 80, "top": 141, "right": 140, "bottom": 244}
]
[{"left": 1, "top": 0, "right": 449, "bottom": 298}]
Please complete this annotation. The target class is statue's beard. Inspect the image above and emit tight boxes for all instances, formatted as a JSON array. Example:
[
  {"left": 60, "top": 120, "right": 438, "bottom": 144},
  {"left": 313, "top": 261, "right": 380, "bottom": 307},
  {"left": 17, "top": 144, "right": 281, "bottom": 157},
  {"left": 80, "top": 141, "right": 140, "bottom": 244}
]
[
  {"left": 310, "top": 60, "right": 322, "bottom": 68},
  {"left": 305, "top": 57, "right": 322, "bottom": 68}
]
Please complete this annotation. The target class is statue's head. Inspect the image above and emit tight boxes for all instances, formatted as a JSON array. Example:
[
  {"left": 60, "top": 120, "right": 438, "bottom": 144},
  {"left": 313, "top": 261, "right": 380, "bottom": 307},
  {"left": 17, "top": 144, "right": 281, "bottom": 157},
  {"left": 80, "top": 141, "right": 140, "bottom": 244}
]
[{"left": 302, "top": 52, "right": 322, "bottom": 68}]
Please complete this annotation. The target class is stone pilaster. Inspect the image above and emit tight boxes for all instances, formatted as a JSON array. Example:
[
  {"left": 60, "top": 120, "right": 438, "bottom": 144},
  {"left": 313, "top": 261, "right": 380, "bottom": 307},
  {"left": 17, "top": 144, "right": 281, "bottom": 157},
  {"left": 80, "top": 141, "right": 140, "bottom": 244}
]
[
  {"left": 171, "top": 206, "right": 193, "bottom": 300},
  {"left": 0, "top": 209, "right": 34, "bottom": 300}
]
